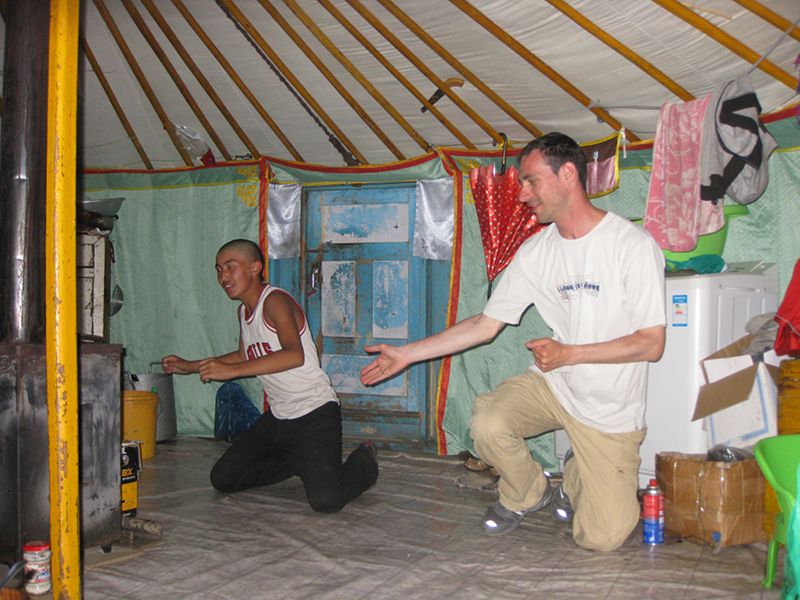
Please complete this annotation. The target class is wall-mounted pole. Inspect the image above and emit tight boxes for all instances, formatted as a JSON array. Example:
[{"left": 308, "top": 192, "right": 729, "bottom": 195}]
[{"left": 45, "top": 0, "right": 81, "bottom": 597}]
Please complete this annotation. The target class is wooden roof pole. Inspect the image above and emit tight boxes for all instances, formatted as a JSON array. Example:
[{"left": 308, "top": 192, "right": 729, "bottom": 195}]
[
  {"left": 448, "top": 0, "right": 638, "bottom": 142},
  {"left": 544, "top": 0, "right": 694, "bottom": 101},
  {"left": 319, "top": 0, "right": 475, "bottom": 149},
  {"left": 171, "top": 0, "right": 303, "bottom": 162},
  {"left": 378, "top": 0, "right": 542, "bottom": 138},
  {"left": 651, "top": 0, "right": 796, "bottom": 89},
  {"left": 142, "top": 0, "right": 258, "bottom": 158},
  {"left": 220, "top": 0, "right": 366, "bottom": 164},
  {"left": 258, "top": 0, "right": 404, "bottom": 161},
  {"left": 283, "top": 0, "right": 431, "bottom": 154},
  {"left": 81, "top": 38, "right": 153, "bottom": 169},
  {"left": 122, "top": 0, "right": 231, "bottom": 161},
  {"left": 345, "top": 0, "right": 502, "bottom": 145},
  {"left": 729, "top": 0, "right": 800, "bottom": 42},
  {"left": 322, "top": 4, "right": 473, "bottom": 149},
  {"left": 92, "top": 0, "right": 192, "bottom": 165}
]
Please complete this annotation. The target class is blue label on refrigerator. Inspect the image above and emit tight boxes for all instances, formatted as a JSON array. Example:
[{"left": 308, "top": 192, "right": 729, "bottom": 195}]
[{"left": 671, "top": 294, "right": 688, "bottom": 327}]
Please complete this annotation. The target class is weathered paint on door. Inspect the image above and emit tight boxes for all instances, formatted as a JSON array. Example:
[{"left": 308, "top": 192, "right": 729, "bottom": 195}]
[{"left": 305, "top": 185, "right": 428, "bottom": 448}]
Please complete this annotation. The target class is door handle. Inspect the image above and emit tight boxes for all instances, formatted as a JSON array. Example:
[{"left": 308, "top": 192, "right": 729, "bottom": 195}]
[{"left": 309, "top": 264, "right": 321, "bottom": 296}]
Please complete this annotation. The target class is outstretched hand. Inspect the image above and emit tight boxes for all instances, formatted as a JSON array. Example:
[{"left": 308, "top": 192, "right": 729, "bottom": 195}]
[{"left": 360, "top": 344, "right": 410, "bottom": 386}]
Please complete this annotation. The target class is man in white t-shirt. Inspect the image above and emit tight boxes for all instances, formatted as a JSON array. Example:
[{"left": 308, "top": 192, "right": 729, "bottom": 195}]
[{"left": 361, "top": 133, "right": 666, "bottom": 551}]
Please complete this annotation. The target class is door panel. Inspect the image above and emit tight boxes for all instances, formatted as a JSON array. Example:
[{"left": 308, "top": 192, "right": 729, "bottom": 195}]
[
  {"left": 321, "top": 203, "right": 409, "bottom": 244},
  {"left": 305, "top": 185, "right": 426, "bottom": 448},
  {"left": 372, "top": 260, "right": 408, "bottom": 339},
  {"left": 322, "top": 354, "right": 407, "bottom": 399},
  {"left": 321, "top": 261, "right": 356, "bottom": 337}
]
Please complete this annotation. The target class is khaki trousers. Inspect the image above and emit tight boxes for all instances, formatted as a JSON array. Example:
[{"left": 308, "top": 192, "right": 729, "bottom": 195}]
[{"left": 470, "top": 371, "right": 645, "bottom": 551}]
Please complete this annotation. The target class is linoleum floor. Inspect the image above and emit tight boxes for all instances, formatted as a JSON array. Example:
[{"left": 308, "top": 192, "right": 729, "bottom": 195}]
[{"left": 82, "top": 437, "right": 782, "bottom": 599}]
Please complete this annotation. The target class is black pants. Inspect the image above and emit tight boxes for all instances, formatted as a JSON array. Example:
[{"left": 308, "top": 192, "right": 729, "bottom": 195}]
[{"left": 210, "top": 401, "right": 378, "bottom": 513}]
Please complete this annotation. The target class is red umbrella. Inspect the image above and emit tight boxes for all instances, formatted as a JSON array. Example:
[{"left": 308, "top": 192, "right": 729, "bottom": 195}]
[{"left": 469, "top": 163, "right": 544, "bottom": 296}]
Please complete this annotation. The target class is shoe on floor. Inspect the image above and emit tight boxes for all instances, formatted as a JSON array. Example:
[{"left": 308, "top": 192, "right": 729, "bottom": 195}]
[
  {"left": 552, "top": 448, "right": 574, "bottom": 522},
  {"left": 482, "top": 502, "right": 526, "bottom": 536},
  {"left": 464, "top": 455, "right": 491, "bottom": 472},
  {"left": 359, "top": 440, "right": 378, "bottom": 462},
  {"left": 482, "top": 483, "right": 557, "bottom": 536},
  {"left": 551, "top": 484, "right": 574, "bottom": 522},
  {"left": 464, "top": 455, "right": 499, "bottom": 478}
]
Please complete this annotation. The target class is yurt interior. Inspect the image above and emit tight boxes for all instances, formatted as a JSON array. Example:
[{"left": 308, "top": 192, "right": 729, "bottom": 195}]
[{"left": 1, "top": 1, "right": 800, "bottom": 598}]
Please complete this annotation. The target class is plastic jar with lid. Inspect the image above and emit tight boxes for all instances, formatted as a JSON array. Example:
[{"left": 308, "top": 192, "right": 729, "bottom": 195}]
[{"left": 23, "top": 540, "right": 51, "bottom": 595}]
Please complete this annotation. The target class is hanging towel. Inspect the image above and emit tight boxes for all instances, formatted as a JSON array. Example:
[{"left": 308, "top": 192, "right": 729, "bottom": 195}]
[
  {"left": 699, "top": 74, "right": 778, "bottom": 205},
  {"left": 645, "top": 94, "right": 723, "bottom": 252}
]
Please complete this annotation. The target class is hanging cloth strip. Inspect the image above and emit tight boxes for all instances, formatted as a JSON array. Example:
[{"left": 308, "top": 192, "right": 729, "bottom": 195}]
[
  {"left": 699, "top": 74, "right": 778, "bottom": 205},
  {"left": 413, "top": 177, "right": 454, "bottom": 260},
  {"left": 580, "top": 133, "right": 621, "bottom": 198},
  {"left": 266, "top": 183, "right": 302, "bottom": 259},
  {"left": 645, "top": 93, "right": 723, "bottom": 252}
]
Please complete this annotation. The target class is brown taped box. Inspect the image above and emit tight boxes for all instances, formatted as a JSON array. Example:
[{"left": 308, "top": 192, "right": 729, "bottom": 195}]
[
  {"left": 656, "top": 452, "right": 766, "bottom": 548},
  {"left": 765, "top": 358, "right": 800, "bottom": 536}
]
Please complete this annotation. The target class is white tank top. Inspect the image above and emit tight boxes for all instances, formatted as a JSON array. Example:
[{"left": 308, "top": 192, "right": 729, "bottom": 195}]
[{"left": 239, "top": 285, "right": 338, "bottom": 420}]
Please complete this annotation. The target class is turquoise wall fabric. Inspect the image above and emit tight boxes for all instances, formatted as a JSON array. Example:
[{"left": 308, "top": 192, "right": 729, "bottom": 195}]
[
  {"left": 86, "top": 166, "right": 263, "bottom": 436},
  {"left": 83, "top": 128, "right": 800, "bottom": 443}
]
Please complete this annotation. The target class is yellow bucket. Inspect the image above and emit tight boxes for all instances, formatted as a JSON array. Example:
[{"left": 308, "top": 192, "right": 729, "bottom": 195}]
[{"left": 122, "top": 390, "right": 158, "bottom": 460}]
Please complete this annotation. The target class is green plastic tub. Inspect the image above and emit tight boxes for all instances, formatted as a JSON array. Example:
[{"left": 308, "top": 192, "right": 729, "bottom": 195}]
[{"left": 633, "top": 204, "right": 748, "bottom": 261}]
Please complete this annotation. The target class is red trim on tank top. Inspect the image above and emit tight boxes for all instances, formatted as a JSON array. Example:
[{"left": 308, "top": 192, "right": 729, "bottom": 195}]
[
  {"left": 242, "top": 285, "right": 271, "bottom": 324},
  {"left": 259, "top": 286, "right": 307, "bottom": 335}
]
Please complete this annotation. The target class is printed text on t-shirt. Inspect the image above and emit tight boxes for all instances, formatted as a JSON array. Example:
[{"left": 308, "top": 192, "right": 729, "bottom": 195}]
[
  {"left": 246, "top": 342, "right": 274, "bottom": 360},
  {"left": 557, "top": 276, "right": 601, "bottom": 301}
]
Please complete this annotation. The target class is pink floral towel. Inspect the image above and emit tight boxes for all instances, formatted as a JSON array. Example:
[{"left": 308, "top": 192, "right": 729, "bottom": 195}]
[{"left": 645, "top": 94, "right": 724, "bottom": 252}]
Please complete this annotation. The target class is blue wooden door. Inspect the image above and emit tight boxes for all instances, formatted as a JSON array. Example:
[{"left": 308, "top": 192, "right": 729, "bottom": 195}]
[{"left": 304, "top": 185, "right": 428, "bottom": 448}]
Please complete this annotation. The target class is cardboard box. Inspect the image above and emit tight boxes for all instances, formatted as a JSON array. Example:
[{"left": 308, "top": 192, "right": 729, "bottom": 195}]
[
  {"left": 692, "top": 334, "right": 780, "bottom": 448},
  {"left": 656, "top": 452, "right": 765, "bottom": 548}
]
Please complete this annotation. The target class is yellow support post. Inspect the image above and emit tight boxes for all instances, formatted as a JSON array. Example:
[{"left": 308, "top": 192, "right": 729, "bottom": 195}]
[{"left": 46, "top": 1, "right": 82, "bottom": 598}]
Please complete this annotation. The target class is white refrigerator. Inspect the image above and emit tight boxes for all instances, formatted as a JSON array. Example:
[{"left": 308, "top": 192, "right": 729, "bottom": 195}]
[{"left": 638, "top": 263, "right": 778, "bottom": 487}]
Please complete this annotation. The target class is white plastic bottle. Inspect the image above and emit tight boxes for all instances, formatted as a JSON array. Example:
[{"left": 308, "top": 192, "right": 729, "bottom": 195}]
[{"left": 23, "top": 540, "right": 52, "bottom": 595}]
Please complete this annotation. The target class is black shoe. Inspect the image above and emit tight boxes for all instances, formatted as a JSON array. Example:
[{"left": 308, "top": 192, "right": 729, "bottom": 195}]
[{"left": 359, "top": 440, "right": 378, "bottom": 462}]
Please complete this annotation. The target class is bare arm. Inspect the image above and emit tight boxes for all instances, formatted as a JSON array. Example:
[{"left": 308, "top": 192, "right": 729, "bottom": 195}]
[
  {"left": 196, "top": 292, "right": 305, "bottom": 383},
  {"left": 526, "top": 325, "right": 666, "bottom": 372},
  {"left": 161, "top": 346, "right": 243, "bottom": 375},
  {"left": 360, "top": 313, "right": 506, "bottom": 385}
]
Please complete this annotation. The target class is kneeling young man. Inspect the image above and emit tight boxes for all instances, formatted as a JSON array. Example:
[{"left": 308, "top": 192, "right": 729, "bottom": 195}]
[{"left": 163, "top": 239, "right": 378, "bottom": 512}]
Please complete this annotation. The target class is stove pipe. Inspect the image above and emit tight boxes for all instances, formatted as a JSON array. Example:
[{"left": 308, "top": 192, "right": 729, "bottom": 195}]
[{"left": 0, "top": 0, "right": 51, "bottom": 343}]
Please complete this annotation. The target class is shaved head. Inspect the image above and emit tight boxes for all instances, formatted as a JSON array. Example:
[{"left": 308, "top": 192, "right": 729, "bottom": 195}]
[{"left": 217, "top": 239, "right": 264, "bottom": 265}]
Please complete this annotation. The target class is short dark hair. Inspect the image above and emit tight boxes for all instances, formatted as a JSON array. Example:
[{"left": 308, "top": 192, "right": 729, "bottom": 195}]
[
  {"left": 518, "top": 132, "right": 587, "bottom": 190},
  {"left": 217, "top": 239, "right": 265, "bottom": 266}
]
